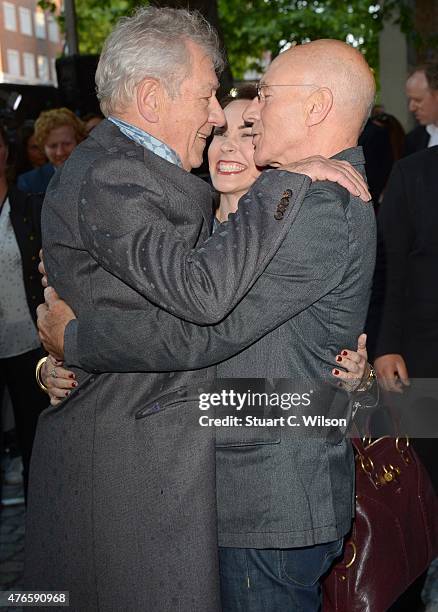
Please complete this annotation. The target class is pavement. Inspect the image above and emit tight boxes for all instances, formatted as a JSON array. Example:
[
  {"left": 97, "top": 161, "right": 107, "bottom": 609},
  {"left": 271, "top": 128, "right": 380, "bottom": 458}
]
[
  {"left": 1, "top": 482, "right": 437, "bottom": 611},
  {"left": 0, "top": 487, "right": 25, "bottom": 612}
]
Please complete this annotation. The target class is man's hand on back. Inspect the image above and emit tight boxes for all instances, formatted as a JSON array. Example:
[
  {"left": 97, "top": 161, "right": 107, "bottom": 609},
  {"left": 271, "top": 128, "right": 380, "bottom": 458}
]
[
  {"left": 281, "top": 156, "right": 371, "bottom": 202},
  {"left": 37, "top": 287, "right": 76, "bottom": 361},
  {"left": 374, "top": 353, "right": 410, "bottom": 393}
]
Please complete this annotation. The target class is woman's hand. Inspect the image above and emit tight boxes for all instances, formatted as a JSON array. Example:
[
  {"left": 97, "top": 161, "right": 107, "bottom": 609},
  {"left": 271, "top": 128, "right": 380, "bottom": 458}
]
[
  {"left": 41, "top": 354, "right": 77, "bottom": 406},
  {"left": 332, "top": 333, "right": 370, "bottom": 393}
]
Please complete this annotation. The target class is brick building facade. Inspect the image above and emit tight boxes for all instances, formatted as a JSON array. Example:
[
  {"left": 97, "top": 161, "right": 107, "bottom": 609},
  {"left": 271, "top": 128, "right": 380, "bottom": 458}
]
[{"left": 0, "top": 0, "right": 63, "bottom": 85}]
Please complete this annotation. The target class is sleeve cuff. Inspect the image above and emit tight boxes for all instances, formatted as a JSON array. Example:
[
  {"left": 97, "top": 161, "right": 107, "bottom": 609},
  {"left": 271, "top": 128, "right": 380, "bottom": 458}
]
[{"left": 64, "top": 319, "right": 80, "bottom": 367}]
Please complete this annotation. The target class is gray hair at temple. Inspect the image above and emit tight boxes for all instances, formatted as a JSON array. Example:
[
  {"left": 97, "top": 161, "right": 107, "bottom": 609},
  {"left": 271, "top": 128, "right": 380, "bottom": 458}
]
[{"left": 95, "top": 6, "right": 225, "bottom": 117}]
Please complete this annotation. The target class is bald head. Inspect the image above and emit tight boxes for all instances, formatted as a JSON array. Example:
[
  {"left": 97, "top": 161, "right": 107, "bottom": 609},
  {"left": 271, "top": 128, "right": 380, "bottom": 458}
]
[
  {"left": 243, "top": 39, "right": 376, "bottom": 166},
  {"left": 276, "top": 40, "right": 375, "bottom": 132}
]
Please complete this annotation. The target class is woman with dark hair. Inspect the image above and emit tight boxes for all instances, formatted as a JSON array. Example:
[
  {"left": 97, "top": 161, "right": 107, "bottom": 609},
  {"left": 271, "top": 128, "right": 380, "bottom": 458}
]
[
  {"left": 14, "top": 121, "right": 47, "bottom": 178},
  {"left": 0, "top": 122, "right": 48, "bottom": 499}
]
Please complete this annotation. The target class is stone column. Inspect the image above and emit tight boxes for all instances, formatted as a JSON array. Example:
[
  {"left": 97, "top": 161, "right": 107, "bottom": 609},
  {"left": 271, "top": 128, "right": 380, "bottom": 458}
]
[{"left": 378, "top": 13, "right": 411, "bottom": 130}]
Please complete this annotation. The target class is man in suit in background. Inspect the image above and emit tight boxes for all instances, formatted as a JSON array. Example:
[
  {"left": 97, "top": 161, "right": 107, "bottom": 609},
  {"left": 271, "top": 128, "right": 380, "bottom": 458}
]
[
  {"left": 27, "top": 7, "right": 368, "bottom": 612},
  {"left": 37, "top": 39, "right": 376, "bottom": 611},
  {"left": 405, "top": 62, "right": 438, "bottom": 156},
  {"left": 368, "top": 146, "right": 438, "bottom": 612}
]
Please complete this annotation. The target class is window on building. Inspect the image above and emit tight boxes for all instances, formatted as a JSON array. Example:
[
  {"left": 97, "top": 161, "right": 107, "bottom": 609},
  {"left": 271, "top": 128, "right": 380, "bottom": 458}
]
[
  {"left": 51, "top": 57, "right": 58, "bottom": 85},
  {"left": 19, "top": 6, "right": 32, "bottom": 36},
  {"left": 3, "top": 2, "right": 17, "bottom": 31},
  {"left": 37, "top": 55, "right": 50, "bottom": 82},
  {"left": 7, "top": 49, "right": 20, "bottom": 76},
  {"left": 34, "top": 10, "right": 46, "bottom": 39},
  {"left": 47, "top": 16, "right": 59, "bottom": 43},
  {"left": 23, "top": 52, "right": 36, "bottom": 79}
]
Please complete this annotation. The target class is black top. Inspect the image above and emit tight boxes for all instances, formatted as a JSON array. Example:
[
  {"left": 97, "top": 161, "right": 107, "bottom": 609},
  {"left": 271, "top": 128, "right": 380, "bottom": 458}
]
[
  {"left": 404, "top": 125, "right": 430, "bottom": 157},
  {"left": 367, "top": 146, "right": 438, "bottom": 374},
  {"left": 6, "top": 186, "right": 44, "bottom": 324}
]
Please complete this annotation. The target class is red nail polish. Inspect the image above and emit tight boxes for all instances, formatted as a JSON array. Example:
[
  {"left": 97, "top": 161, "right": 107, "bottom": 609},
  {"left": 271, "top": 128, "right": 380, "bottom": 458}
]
[
  {"left": 72, "top": 381, "right": 78, "bottom": 388},
  {"left": 65, "top": 391, "right": 70, "bottom": 397},
  {"left": 336, "top": 356, "right": 342, "bottom": 362},
  {"left": 334, "top": 369, "right": 340, "bottom": 375},
  {"left": 69, "top": 373, "right": 75, "bottom": 379},
  {"left": 342, "top": 351, "right": 348, "bottom": 356}
]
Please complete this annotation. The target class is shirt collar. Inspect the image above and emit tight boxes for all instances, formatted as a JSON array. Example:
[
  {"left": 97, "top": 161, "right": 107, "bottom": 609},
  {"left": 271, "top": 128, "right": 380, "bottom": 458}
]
[{"left": 108, "top": 116, "right": 182, "bottom": 168}]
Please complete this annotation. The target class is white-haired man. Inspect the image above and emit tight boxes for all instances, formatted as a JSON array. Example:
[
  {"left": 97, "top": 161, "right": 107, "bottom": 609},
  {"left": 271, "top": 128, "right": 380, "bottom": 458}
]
[{"left": 28, "top": 6, "right": 371, "bottom": 611}]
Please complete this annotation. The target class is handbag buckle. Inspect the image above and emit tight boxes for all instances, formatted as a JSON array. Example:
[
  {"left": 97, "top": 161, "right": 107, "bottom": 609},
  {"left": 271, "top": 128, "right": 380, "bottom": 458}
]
[{"left": 380, "top": 464, "right": 401, "bottom": 485}]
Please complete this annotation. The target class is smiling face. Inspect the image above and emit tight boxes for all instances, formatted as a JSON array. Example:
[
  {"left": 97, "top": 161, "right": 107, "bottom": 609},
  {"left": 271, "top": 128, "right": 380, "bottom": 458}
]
[
  {"left": 208, "top": 99, "right": 261, "bottom": 199},
  {"left": 406, "top": 70, "right": 438, "bottom": 126},
  {"left": 44, "top": 125, "right": 78, "bottom": 167},
  {"left": 160, "top": 40, "right": 225, "bottom": 171}
]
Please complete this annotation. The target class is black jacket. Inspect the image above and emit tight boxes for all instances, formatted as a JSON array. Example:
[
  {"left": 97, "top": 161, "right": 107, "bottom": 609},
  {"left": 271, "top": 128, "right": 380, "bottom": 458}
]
[
  {"left": 367, "top": 146, "right": 438, "bottom": 375},
  {"left": 404, "top": 125, "right": 430, "bottom": 157},
  {"left": 7, "top": 186, "right": 44, "bottom": 325}
]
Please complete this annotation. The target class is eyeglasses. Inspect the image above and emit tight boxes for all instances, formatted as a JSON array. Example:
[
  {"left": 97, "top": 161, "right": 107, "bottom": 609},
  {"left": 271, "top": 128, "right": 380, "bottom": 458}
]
[{"left": 256, "top": 82, "right": 318, "bottom": 102}]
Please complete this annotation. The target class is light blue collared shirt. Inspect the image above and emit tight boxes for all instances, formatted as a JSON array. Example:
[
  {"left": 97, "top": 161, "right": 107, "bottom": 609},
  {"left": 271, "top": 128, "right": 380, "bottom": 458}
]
[{"left": 108, "top": 116, "right": 182, "bottom": 167}]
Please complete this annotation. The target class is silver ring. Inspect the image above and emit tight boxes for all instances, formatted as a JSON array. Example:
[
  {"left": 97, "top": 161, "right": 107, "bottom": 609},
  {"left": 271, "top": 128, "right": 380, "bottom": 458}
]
[{"left": 51, "top": 368, "right": 57, "bottom": 378}]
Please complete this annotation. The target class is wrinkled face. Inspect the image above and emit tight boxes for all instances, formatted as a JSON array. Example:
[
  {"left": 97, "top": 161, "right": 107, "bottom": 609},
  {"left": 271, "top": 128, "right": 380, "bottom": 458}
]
[
  {"left": 44, "top": 125, "right": 78, "bottom": 167},
  {"left": 0, "top": 132, "right": 8, "bottom": 174},
  {"left": 27, "top": 133, "right": 47, "bottom": 167},
  {"left": 161, "top": 40, "right": 225, "bottom": 171},
  {"left": 406, "top": 71, "right": 438, "bottom": 126},
  {"left": 243, "top": 56, "right": 311, "bottom": 167},
  {"left": 208, "top": 99, "right": 261, "bottom": 199}
]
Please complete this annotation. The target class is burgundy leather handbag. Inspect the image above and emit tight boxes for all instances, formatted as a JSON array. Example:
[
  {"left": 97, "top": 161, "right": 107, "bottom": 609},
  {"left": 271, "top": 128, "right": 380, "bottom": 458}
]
[{"left": 322, "top": 437, "right": 438, "bottom": 612}]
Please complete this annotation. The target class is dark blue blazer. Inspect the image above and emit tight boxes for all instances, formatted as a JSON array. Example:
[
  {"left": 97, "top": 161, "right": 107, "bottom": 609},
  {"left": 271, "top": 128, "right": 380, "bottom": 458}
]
[{"left": 17, "top": 162, "right": 55, "bottom": 194}]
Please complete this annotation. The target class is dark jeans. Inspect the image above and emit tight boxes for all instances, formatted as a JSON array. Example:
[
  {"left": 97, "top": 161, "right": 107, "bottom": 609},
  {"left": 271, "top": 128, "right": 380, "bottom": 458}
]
[
  {"left": 219, "top": 538, "right": 343, "bottom": 612},
  {"left": 0, "top": 348, "right": 49, "bottom": 499}
]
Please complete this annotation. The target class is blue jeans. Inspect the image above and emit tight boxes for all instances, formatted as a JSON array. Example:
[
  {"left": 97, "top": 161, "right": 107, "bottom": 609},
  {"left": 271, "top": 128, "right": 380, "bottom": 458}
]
[{"left": 219, "top": 539, "right": 343, "bottom": 612}]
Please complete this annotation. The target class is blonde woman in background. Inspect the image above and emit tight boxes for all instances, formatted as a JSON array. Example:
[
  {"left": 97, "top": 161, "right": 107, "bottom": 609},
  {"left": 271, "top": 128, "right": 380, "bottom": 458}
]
[{"left": 17, "top": 108, "right": 85, "bottom": 194}]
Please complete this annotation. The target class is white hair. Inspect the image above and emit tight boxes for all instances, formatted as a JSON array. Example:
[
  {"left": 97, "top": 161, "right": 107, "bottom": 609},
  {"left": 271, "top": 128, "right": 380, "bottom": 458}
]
[{"left": 95, "top": 6, "right": 224, "bottom": 116}]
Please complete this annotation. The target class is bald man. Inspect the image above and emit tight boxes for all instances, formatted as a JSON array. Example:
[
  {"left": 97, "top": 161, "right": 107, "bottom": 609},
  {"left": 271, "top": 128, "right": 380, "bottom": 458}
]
[{"left": 37, "top": 40, "right": 376, "bottom": 611}]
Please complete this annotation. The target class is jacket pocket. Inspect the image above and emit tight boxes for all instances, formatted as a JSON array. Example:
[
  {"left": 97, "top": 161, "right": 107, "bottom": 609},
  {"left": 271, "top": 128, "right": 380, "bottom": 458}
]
[
  {"left": 215, "top": 409, "right": 282, "bottom": 447},
  {"left": 135, "top": 386, "right": 192, "bottom": 419}
]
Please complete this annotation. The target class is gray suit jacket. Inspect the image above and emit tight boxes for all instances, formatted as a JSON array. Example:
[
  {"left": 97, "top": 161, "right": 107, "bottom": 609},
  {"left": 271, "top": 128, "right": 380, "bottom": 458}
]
[
  {"left": 25, "top": 119, "right": 311, "bottom": 611},
  {"left": 64, "top": 147, "right": 376, "bottom": 551}
]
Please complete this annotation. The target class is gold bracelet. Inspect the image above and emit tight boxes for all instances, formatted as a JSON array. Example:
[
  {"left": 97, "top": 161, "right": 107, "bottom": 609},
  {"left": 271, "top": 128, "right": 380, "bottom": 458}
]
[
  {"left": 35, "top": 356, "right": 49, "bottom": 393},
  {"left": 355, "top": 364, "right": 376, "bottom": 393}
]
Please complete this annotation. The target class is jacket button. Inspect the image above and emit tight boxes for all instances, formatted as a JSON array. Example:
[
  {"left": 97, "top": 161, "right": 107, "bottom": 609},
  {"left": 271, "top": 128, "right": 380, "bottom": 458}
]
[
  {"left": 31, "top": 256, "right": 37, "bottom": 261},
  {"left": 32, "top": 295, "right": 36, "bottom": 300},
  {"left": 29, "top": 234, "right": 35, "bottom": 241},
  {"left": 282, "top": 189, "right": 292, "bottom": 198},
  {"left": 29, "top": 275, "right": 34, "bottom": 280},
  {"left": 280, "top": 197, "right": 289, "bottom": 207},
  {"left": 274, "top": 211, "right": 284, "bottom": 220},
  {"left": 277, "top": 204, "right": 287, "bottom": 213}
]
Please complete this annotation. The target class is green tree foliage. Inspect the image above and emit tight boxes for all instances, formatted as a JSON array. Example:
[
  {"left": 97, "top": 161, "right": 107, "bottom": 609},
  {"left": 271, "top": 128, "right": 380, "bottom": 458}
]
[
  {"left": 39, "top": 0, "right": 142, "bottom": 54},
  {"left": 39, "top": 0, "right": 415, "bottom": 83},
  {"left": 218, "top": 0, "right": 388, "bottom": 79}
]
